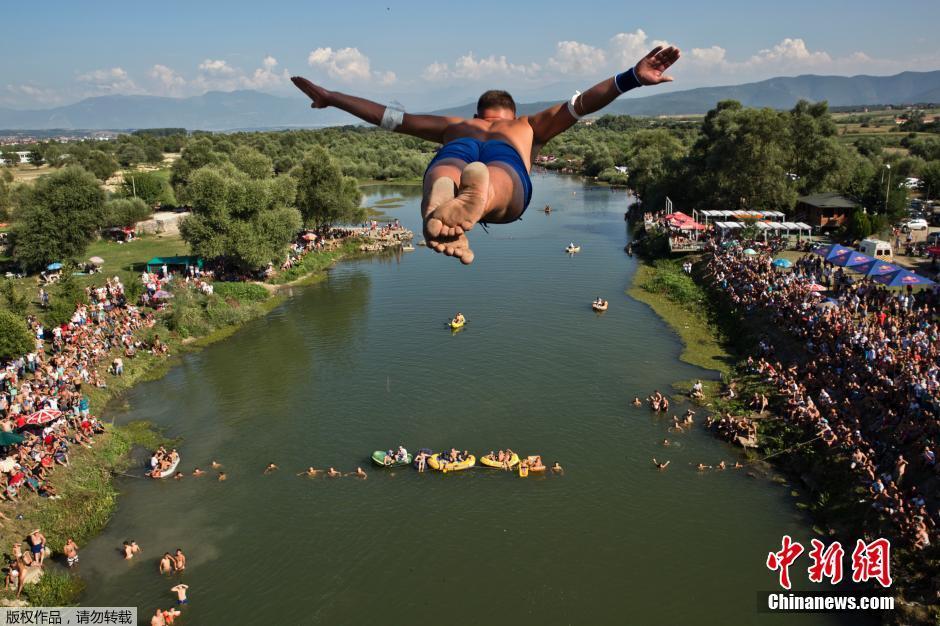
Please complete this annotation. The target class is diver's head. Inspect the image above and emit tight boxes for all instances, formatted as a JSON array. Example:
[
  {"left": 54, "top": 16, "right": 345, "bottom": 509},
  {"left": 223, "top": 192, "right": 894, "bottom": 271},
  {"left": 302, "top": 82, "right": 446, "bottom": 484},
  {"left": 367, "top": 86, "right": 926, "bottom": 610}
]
[{"left": 475, "top": 90, "right": 516, "bottom": 120}]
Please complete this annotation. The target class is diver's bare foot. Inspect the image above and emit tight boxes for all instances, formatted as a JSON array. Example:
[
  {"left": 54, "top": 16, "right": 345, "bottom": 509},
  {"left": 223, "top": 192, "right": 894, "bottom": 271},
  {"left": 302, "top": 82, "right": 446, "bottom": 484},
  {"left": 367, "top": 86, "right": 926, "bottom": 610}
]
[
  {"left": 425, "top": 230, "right": 475, "bottom": 265},
  {"left": 426, "top": 162, "right": 489, "bottom": 238}
]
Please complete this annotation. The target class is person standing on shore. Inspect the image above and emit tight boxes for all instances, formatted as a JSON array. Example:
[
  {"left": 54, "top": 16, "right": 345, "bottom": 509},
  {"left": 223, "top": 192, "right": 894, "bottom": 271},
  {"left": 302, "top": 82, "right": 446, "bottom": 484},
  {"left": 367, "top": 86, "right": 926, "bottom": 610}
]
[
  {"left": 27, "top": 530, "right": 46, "bottom": 567},
  {"left": 63, "top": 538, "right": 78, "bottom": 568}
]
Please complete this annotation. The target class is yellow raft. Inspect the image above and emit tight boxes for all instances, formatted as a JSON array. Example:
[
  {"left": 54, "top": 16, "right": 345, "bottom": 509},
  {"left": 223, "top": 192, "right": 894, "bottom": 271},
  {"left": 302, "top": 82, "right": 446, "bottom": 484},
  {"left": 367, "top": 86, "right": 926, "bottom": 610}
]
[
  {"left": 480, "top": 454, "right": 520, "bottom": 469},
  {"left": 428, "top": 453, "right": 475, "bottom": 473},
  {"left": 449, "top": 319, "right": 465, "bottom": 329}
]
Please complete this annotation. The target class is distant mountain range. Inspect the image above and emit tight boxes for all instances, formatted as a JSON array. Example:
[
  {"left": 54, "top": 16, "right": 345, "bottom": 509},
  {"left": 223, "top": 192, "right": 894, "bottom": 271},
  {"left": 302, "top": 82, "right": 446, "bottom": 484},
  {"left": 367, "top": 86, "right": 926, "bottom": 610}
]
[
  {"left": 1, "top": 70, "right": 938, "bottom": 131},
  {"left": 431, "top": 70, "right": 940, "bottom": 118}
]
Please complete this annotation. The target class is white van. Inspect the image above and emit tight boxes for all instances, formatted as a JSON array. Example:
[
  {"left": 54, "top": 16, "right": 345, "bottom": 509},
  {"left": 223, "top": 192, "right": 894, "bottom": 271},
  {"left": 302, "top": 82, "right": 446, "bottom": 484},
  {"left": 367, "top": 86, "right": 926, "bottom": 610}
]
[{"left": 860, "top": 239, "right": 893, "bottom": 261}]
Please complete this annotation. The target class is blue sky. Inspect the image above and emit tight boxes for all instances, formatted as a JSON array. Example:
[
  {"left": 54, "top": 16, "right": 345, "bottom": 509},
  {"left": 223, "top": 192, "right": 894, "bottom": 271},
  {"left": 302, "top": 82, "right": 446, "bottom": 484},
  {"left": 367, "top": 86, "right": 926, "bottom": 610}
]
[{"left": 3, "top": 0, "right": 939, "bottom": 110}]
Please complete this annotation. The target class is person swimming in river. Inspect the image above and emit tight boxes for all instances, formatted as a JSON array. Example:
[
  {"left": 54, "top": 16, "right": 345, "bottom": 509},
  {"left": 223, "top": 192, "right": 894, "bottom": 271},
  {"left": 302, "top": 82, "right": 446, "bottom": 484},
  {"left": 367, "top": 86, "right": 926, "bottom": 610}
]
[{"left": 291, "top": 45, "right": 680, "bottom": 264}]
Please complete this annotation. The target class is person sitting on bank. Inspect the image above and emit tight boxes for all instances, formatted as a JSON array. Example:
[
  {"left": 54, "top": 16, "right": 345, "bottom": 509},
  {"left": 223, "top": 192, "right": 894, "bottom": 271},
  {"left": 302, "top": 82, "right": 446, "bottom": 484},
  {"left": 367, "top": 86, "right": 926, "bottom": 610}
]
[{"left": 291, "top": 46, "right": 680, "bottom": 264}]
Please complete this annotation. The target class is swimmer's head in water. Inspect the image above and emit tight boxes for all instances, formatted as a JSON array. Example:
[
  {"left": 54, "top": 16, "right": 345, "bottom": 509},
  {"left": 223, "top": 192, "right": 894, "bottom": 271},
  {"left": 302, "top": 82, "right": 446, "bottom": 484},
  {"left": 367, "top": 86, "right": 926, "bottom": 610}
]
[{"left": 476, "top": 90, "right": 516, "bottom": 119}]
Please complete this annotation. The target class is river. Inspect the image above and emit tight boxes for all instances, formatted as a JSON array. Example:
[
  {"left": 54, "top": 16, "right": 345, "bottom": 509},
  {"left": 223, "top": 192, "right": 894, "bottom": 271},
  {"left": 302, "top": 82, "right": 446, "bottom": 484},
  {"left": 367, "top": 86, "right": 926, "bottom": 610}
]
[{"left": 78, "top": 173, "right": 850, "bottom": 625}]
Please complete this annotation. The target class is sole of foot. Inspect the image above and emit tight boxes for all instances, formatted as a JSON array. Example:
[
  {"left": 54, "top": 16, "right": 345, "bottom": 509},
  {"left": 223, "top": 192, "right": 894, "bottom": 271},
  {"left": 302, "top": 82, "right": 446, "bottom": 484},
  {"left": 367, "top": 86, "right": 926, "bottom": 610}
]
[{"left": 425, "top": 162, "right": 489, "bottom": 239}]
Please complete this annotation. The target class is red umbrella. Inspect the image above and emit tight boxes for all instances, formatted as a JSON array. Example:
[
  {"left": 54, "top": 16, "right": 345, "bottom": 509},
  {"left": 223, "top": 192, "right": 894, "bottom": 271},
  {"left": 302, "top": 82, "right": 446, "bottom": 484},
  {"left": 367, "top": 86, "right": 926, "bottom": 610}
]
[{"left": 22, "top": 408, "right": 62, "bottom": 426}]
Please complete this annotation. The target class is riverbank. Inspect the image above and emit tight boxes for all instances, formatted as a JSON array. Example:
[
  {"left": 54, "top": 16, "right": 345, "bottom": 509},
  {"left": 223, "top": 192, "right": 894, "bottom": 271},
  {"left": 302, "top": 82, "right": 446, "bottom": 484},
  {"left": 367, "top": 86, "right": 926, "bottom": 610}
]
[
  {"left": 628, "top": 251, "right": 939, "bottom": 624},
  {"left": 0, "top": 236, "right": 380, "bottom": 606}
]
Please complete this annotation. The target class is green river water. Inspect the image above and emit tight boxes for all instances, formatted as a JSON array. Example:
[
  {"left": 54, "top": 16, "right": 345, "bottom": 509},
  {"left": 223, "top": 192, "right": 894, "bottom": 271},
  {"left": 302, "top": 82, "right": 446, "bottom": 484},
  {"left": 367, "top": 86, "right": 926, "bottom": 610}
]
[{"left": 77, "top": 174, "right": 852, "bottom": 625}]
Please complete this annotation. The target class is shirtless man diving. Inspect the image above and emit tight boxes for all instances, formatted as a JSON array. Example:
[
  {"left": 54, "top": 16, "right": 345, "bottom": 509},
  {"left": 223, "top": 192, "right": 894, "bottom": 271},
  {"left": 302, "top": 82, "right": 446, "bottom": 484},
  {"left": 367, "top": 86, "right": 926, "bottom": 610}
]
[{"left": 291, "top": 44, "right": 680, "bottom": 264}]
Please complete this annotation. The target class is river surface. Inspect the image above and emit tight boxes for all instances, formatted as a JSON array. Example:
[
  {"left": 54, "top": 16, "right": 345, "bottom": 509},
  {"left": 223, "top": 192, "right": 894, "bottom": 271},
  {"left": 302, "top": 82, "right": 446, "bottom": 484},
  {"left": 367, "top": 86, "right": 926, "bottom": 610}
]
[{"left": 79, "top": 174, "right": 850, "bottom": 625}]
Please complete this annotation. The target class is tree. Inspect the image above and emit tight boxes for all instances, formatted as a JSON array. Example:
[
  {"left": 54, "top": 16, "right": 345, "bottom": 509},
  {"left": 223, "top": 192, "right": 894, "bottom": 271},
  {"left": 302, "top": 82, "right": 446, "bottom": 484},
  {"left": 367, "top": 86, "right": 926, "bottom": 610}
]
[
  {"left": 0, "top": 169, "right": 13, "bottom": 221},
  {"left": 0, "top": 310, "right": 33, "bottom": 362},
  {"left": 10, "top": 166, "right": 105, "bottom": 272},
  {"left": 103, "top": 198, "right": 151, "bottom": 227},
  {"left": 179, "top": 165, "right": 301, "bottom": 271},
  {"left": 626, "top": 129, "right": 686, "bottom": 207},
  {"left": 231, "top": 146, "right": 273, "bottom": 179},
  {"left": 45, "top": 269, "right": 84, "bottom": 326},
  {"left": 171, "top": 137, "right": 226, "bottom": 195},
  {"left": 1, "top": 151, "right": 18, "bottom": 168},
  {"left": 582, "top": 145, "right": 614, "bottom": 177},
  {"left": 788, "top": 100, "right": 845, "bottom": 194},
  {"left": 77, "top": 150, "right": 119, "bottom": 181},
  {"left": 27, "top": 150, "right": 43, "bottom": 167},
  {"left": 293, "top": 147, "right": 364, "bottom": 230},
  {"left": 848, "top": 211, "right": 873, "bottom": 240},
  {"left": 0, "top": 279, "right": 31, "bottom": 317},
  {"left": 921, "top": 160, "right": 940, "bottom": 200},
  {"left": 121, "top": 171, "right": 173, "bottom": 206},
  {"left": 686, "top": 101, "right": 797, "bottom": 213},
  {"left": 116, "top": 144, "right": 147, "bottom": 167}
]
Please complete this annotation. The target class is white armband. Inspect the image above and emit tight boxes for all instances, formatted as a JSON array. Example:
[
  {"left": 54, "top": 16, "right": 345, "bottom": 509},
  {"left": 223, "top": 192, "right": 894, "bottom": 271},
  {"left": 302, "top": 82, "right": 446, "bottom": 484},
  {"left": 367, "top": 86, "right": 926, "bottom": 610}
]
[
  {"left": 566, "top": 91, "right": 583, "bottom": 120},
  {"left": 380, "top": 107, "right": 404, "bottom": 131}
]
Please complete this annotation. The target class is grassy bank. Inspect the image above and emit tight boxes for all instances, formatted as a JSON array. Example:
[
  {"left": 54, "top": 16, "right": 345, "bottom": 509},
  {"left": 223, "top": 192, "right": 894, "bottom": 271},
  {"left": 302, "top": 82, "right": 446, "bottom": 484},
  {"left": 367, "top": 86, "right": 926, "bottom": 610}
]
[
  {"left": 269, "top": 238, "right": 363, "bottom": 285},
  {"left": 627, "top": 258, "right": 730, "bottom": 375},
  {"left": 0, "top": 236, "right": 366, "bottom": 606}
]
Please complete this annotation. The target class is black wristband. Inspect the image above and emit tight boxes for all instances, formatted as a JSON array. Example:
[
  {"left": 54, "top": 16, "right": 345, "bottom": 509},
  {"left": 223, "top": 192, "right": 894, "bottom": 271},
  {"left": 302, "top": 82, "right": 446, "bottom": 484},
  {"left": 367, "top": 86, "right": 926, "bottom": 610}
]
[{"left": 614, "top": 67, "right": 642, "bottom": 93}]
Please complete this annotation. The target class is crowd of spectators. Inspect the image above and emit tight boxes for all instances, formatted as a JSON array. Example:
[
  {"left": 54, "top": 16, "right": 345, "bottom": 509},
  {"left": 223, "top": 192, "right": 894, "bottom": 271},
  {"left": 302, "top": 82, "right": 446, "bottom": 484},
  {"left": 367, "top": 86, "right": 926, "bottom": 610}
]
[
  {"left": 0, "top": 276, "right": 161, "bottom": 506},
  {"left": 702, "top": 239, "right": 938, "bottom": 551}
]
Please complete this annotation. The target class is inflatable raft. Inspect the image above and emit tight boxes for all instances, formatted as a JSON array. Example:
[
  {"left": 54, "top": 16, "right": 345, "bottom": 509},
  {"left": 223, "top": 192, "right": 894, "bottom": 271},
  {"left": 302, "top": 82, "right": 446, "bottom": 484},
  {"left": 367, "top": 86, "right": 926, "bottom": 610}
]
[
  {"left": 371, "top": 450, "right": 413, "bottom": 467},
  {"left": 428, "top": 453, "right": 475, "bottom": 473},
  {"left": 480, "top": 453, "right": 520, "bottom": 469}
]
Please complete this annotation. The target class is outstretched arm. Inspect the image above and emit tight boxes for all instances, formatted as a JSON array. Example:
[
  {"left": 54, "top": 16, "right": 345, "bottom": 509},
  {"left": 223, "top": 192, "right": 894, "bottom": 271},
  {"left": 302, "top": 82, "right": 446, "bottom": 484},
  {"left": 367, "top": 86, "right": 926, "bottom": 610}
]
[
  {"left": 290, "top": 77, "right": 461, "bottom": 144},
  {"left": 528, "top": 46, "right": 680, "bottom": 147}
]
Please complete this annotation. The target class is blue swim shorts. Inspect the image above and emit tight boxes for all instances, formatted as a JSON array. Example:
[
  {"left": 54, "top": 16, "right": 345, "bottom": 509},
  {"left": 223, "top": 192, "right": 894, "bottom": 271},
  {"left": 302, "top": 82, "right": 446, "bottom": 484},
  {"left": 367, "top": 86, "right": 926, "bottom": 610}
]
[{"left": 426, "top": 137, "right": 532, "bottom": 213}]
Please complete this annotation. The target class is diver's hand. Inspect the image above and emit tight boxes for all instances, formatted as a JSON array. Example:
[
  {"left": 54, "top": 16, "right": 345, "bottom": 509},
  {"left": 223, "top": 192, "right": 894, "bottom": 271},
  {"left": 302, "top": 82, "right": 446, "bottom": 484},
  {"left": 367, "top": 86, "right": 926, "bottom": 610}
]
[
  {"left": 634, "top": 46, "right": 681, "bottom": 85},
  {"left": 291, "top": 76, "right": 333, "bottom": 108}
]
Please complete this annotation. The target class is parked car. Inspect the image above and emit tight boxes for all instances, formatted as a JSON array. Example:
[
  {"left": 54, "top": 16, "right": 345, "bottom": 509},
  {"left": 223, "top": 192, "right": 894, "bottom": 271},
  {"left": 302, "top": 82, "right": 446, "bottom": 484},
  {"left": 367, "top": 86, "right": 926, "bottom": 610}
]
[
  {"left": 901, "top": 218, "right": 929, "bottom": 231},
  {"left": 927, "top": 231, "right": 940, "bottom": 246}
]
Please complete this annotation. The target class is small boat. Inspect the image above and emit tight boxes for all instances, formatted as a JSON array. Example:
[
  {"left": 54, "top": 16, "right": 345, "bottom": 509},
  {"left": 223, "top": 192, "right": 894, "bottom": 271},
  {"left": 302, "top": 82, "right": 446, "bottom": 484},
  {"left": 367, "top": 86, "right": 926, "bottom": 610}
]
[
  {"left": 371, "top": 450, "right": 413, "bottom": 467},
  {"left": 427, "top": 453, "right": 476, "bottom": 473},
  {"left": 523, "top": 455, "right": 547, "bottom": 473},
  {"left": 592, "top": 301, "right": 609, "bottom": 312},
  {"left": 449, "top": 319, "right": 465, "bottom": 330},
  {"left": 518, "top": 464, "right": 529, "bottom": 478},
  {"left": 565, "top": 245, "right": 581, "bottom": 254},
  {"left": 151, "top": 455, "right": 180, "bottom": 479},
  {"left": 543, "top": 205, "right": 552, "bottom": 214},
  {"left": 401, "top": 243, "right": 415, "bottom": 252},
  {"left": 480, "top": 453, "right": 520, "bottom": 469}
]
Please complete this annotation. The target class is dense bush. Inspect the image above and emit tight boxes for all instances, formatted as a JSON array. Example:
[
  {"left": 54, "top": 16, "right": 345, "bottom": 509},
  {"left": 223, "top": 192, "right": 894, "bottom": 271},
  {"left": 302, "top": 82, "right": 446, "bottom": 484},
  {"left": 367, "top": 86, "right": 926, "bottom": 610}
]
[
  {"left": 0, "top": 309, "right": 33, "bottom": 361},
  {"left": 213, "top": 281, "right": 270, "bottom": 302}
]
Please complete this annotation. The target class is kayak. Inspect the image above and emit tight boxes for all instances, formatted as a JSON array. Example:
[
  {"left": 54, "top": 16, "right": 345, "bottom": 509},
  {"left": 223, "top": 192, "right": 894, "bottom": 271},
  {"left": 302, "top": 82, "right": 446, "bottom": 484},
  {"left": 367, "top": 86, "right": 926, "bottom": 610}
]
[
  {"left": 479, "top": 453, "right": 520, "bottom": 469},
  {"left": 449, "top": 320, "right": 465, "bottom": 329},
  {"left": 518, "top": 464, "right": 529, "bottom": 478},
  {"left": 151, "top": 455, "right": 180, "bottom": 479},
  {"left": 592, "top": 302, "right": 608, "bottom": 311},
  {"left": 371, "top": 450, "right": 413, "bottom": 467},
  {"left": 524, "top": 455, "right": 547, "bottom": 472},
  {"left": 427, "top": 453, "right": 475, "bottom": 473},
  {"left": 566, "top": 245, "right": 581, "bottom": 254}
]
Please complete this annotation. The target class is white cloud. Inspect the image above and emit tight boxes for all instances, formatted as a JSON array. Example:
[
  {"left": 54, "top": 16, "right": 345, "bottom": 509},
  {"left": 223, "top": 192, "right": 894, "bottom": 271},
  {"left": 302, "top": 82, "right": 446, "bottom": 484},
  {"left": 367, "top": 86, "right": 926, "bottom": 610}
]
[
  {"left": 198, "top": 59, "right": 237, "bottom": 75},
  {"left": 239, "top": 55, "right": 290, "bottom": 89},
  {"left": 422, "top": 53, "right": 540, "bottom": 82},
  {"left": 149, "top": 64, "right": 186, "bottom": 95},
  {"left": 2, "top": 83, "right": 63, "bottom": 107},
  {"left": 688, "top": 45, "right": 727, "bottom": 66},
  {"left": 548, "top": 41, "right": 606, "bottom": 74},
  {"left": 746, "top": 38, "right": 831, "bottom": 67},
  {"left": 307, "top": 47, "right": 394, "bottom": 84},
  {"left": 76, "top": 67, "right": 140, "bottom": 94}
]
